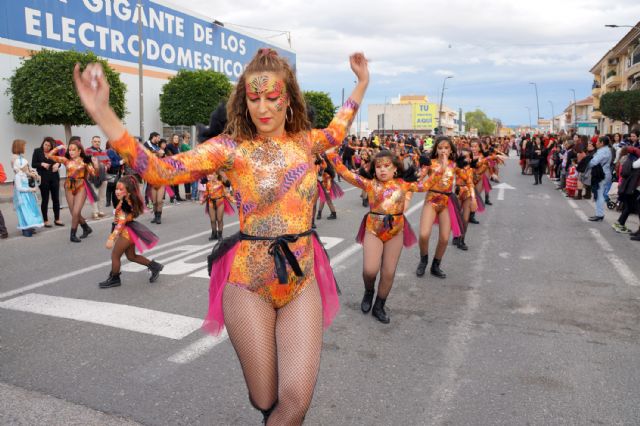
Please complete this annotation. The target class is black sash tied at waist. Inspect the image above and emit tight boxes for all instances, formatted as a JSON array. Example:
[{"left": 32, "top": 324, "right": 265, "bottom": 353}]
[
  {"left": 239, "top": 229, "right": 314, "bottom": 284},
  {"left": 369, "top": 211, "right": 403, "bottom": 230},
  {"left": 429, "top": 189, "right": 453, "bottom": 196}
]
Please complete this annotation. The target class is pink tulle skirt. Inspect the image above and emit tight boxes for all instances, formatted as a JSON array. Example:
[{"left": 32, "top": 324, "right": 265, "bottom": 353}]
[
  {"left": 475, "top": 190, "right": 486, "bottom": 213},
  {"left": 317, "top": 182, "right": 327, "bottom": 203},
  {"left": 434, "top": 195, "right": 465, "bottom": 238},
  {"left": 165, "top": 185, "right": 175, "bottom": 198},
  {"left": 355, "top": 213, "right": 417, "bottom": 247},
  {"left": 482, "top": 174, "right": 492, "bottom": 194},
  {"left": 126, "top": 221, "right": 159, "bottom": 253},
  {"left": 204, "top": 198, "right": 235, "bottom": 216},
  {"left": 83, "top": 180, "right": 96, "bottom": 205},
  {"left": 202, "top": 233, "right": 340, "bottom": 336},
  {"left": 330, "top": 180, "right": 344, "bottom": 199}
]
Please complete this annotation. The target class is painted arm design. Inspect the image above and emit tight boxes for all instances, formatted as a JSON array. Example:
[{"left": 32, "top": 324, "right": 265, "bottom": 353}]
[
  {"left": 310, "top": 98, "right": 359, "bottom": 153},
  {"left": 110, "top": 131, "right": 236, "bottom": 186},
  {"left": 326, "top": 152, "right": 370, "bottom": 190}
]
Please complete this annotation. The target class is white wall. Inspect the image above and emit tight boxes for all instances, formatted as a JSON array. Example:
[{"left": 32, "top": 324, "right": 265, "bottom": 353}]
[{"left": 0, "top": 52, "right": 169, "bottom": 180}]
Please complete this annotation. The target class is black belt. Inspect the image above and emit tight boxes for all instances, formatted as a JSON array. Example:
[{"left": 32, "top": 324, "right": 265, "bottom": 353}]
[
  {"left": 369, "top": 212, "right": 403, "bottom": 230},
  {"left": 239, "top": 229, "right": 313, "bottom": 284}
]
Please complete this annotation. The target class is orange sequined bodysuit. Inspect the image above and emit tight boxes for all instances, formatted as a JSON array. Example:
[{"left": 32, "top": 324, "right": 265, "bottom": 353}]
[
  {"left": 108, "top": 202, "right": 134, "bottom": 243},
  {"left": 111, "top": 99, "right": 358, "bottom": 308},
  {"left": 203, "top": 180, "right": 226, "bottom": 208},
  {"left": 472, "top": 154, "right": 501, "bottom": 185},
  {"left": 456, "top": 166, "right": 475, "bottom": 201},
  {"left": 425, "top": 160, "right": 475, "bottom": 213},
  {"left": 49, "top": 155, "right": 94, "bottom": 194},
  {"left": 329, "top": 153, "right": 434, "bottom": 242}
]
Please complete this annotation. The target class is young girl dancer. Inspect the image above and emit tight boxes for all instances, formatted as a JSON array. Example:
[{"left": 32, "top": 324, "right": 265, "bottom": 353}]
[
  {"left": 75, "top": 48, "right": 369, "bottom": 425},
  {"left": 452, "top": 149, "right": 483, "bottom": 251},
  {"left": 99, "top": 176, "right": 163, "bottom": 288},
  {"left": 328, "top": 150, "right": 436, "bottom": 323},
  {"left": 47, "top": 139, "right": 96, "bottom": 242},
  {"left": 416, "top": 137, "right": 476, "bottom": 278},
  {"left": 202, "top": 172, "right": 234, "bottom": 240},
  {"left": 315, "top": 153, "right": 342, "bottom": 220}
]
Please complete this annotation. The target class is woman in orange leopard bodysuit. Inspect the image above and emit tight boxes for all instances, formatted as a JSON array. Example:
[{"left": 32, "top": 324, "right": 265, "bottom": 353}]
[
  {"left": 46, "top": 139, "right": 96, "bottom": 243},
  {"left": 415, "top": 136, "right": 476, "bottom": 279},
  {"left": 315, "top": 152, "right": 342, "bottom": 220},
  {"left": 202, "top": 172, "right": 234, "bottom": 241},
  {"left": 74, "top": 48, "right": 369, "bottom": 426},
  {"left": 452, "top": 148, "right": 483, "bottom": 251},
  {"left": 328, "top": 150, "right": 436, "bottom": 324}
]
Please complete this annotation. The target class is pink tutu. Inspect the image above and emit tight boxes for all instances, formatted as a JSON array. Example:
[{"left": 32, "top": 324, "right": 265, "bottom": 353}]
[
  {"left": 165, "top": 185, "right": 175, "bottom": 198},
  {"left": 83, "top": 180, "right": 96, "bottom": 205},
  {"left": 329, "top": 180, "right": 344, "bottom": 199},
  {"left": 434, "top": 195, "right": 465, "bottom": 238},
  {"left": 202, "top": 232, "right": 340, "bottom": 336},
  {"left": 482, "top": 174, "right": 492, "bottom": 194},
  {"left": 126, "top": 221, "right": 159, "bottom": 253},
  {"left": 317, "top": 182, "right": 327, "bottom": 203},
  {"left": 475, "top": 190, "right": 486, "bottom": 213}
]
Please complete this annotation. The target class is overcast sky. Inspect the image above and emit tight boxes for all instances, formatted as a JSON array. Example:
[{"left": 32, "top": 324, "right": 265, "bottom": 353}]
[{"left": 176, "top": 0, "right": 639, "bottom": 126}]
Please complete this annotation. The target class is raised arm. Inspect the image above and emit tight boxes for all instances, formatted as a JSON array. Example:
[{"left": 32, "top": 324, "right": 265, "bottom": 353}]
[
  {"left": 45, "top": 146, "right": 68, "bottom": 165},
  {"left": 403, "top": 171, "right": 438, "bottom": 193},
  {"left": 110, "top": 131, "right": 235, "bottom": 186},
  {"left": 310, "top": 53, "right": 369, "bottom": 153},
  {"left": 326, "top": 152, "right": 370, "bottom": 190}
]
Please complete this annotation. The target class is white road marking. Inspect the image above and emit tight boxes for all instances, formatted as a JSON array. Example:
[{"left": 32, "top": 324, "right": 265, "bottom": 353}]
[
  {"left": 588, "top": 228, "right": 613, "bottom": 252},
  {"left": 0, "top": 222, "right": 240, "bottom": 300},
  {"left": 568, "top": 199, "right": 578, "bottom": 209},
  {"left": 498, "top": 252, "right": 510, "bottom": 259},
  {"left": 342, "top": 186, "right": 359, "bottom": 193},
  {"left": 0, "top": 294, "right": 202, "bottom": 340},
  {"left": 605, "top": 254, "right": 639, "bottom": 287},
  {"left": 493, "top": 182, "right": 515, "bottom": 201},
  {"left": 167, "top": 331, "right": 229, "bottom": 364},
  {"left": 574, "top": 209, "right": 589, "bottom": 222},
  {"left": 319, "top": 236, "right": 344, "bottom": 250}
]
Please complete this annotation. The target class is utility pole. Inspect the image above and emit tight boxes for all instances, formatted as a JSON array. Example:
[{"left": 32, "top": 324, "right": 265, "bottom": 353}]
[
  {"left": 529, "top": 82, "right": 540, "bottom": 126},
  {"left": 438, "top": 76, "right": 453, "bottom": 135},
  {"left": 382, "top": 96, "right": 387, "bottom": 138},
  {"left": 137, "top": 0, "right": 144, "bottom": 140},
  {"left": 548, "top": 100, "right": 555, "bottom": 133},
  {"left": 525, "top": 106, "right": 532, "bottom": 130},
  {"left": 570, "top": 89, "right": 577, "bottom": 132}
]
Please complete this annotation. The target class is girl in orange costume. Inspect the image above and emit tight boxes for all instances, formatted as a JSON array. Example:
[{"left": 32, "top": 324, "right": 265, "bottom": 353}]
[
  {"left": 201, "top": 172, "right": 234, "bottom": 240},
  {"left": 328, "top": 150, "right": 436, "bottom": 323},
  {"left": 99, "top": 176, "right": 163, "bottom": 288},
  {"left": 74, "top": 49, "right": 369, "bottom": 425},
  {"left": 452, "top": 148, "right": 483, "bottom": 251},
  {"left": 315, "top": 153, "right": 342, "bottom": 220},
  {"left": 47, "top": 140, "right": 96, "bottom": 242},
  {"left": 415, "top": 137, "right": 476, "bottom": 279}
]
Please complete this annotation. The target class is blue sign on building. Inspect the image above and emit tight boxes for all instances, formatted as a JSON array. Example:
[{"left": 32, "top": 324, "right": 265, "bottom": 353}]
[{"left": 0, "top": 0, "right": 296, "bottom": 80}]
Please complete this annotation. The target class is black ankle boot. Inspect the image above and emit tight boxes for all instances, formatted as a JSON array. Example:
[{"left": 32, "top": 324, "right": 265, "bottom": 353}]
[
  {"left": 70, "top": 228, "right": 81, "bottom": 243},
  {"left": 156, "top": 212, "right": 162, "bottom": 225},
  {"left": 431, "top": 258, "right": 447, "bottom": 279},
  {"left": 148, "top": 260, "right": 164, "bottom": 283},
  {"left": 452, "top": 236, "right": 460, "bottom": 247},
  {"left": 209, "top": 231, "right": 216, "bottom": 241},
  {"left": 217, "top": 230, "right": 223, "bottom": 240},
  {"left": 79, "top": 223, "right": 92, "bottom": 239},
  {"left": 327, "top": 211, "right": 337, "bottom": 220},
  {"left": 361, "top": 289, "right": 375, "bottom": 313},
  {"left": 469, "top": 212, "right": 479, "bottom": 224},
  {"left": 484, "top": 194, "right": 492, "bottom": 206},
  {"left": 260, "top": 401, "right": 277, "bottom": 424},
  {"left": 99, "top": 272, "right": 121, "bottom": 288},
  {"left": 151, "top": 211, "right": 157, "bottom": 223},
  {"left": 416, "top": 254, "right": 429, "bottom": 277},
  {"left": 316, "top": 210, "right": 322, "bottom": 220},
  {"left": 457, "top": 236, "right": 468, "bottom": 251},
  {"left": 372, "top": 296, "right": 390, "bottom": 324}
]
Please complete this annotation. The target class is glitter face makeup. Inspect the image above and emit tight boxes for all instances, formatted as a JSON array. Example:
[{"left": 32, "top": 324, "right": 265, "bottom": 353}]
[{"left": 245, "top": 72, "right": 290, "bottom": 138}]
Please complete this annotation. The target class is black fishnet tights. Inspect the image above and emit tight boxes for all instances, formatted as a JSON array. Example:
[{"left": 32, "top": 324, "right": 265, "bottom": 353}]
[
  {"left": 208, "top": 200, "right": 224, "bottom": 233},
  {"left": 111, "top": 236, "right": 150, "bottom": 274},
  {"left": 64, "top": 189, "right": 87, "bottom": 229},
  {"left": 223, "top": 282, "right": 324, "bottom": 425},
  {"left": 362, "top": 232, "right": 404, "bottom": 299}
]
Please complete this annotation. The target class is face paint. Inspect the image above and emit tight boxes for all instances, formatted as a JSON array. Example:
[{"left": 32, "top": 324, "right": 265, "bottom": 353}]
[{"left": 246, "top": 75, "right": 288, "bottom": 111}]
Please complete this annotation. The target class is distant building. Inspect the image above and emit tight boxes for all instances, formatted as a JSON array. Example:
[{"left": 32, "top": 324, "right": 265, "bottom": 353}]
[
  {"left": 589, "top": 22, "right": 640, "bottom": 133},
  {"left": 564, "top": 96, "right": 598, "bottom": 136}
]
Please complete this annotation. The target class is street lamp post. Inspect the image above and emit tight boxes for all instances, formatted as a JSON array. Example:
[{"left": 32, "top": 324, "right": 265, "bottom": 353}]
[
  {"left": 137, "top": 0, "right": 144, "bottom": 140},
  {"left": 569, "top": 89, "right": 577, "bottom": 131},
  {"left": 525, "top": 106, "right": 532, "bottom": 130},
  {"left": 548, "top": 100, "right": 555, "bottom": 133},
  {"left": 383, "top": 95, "right": 387, "bottom": 138},
  {"left": 605, "top": 24, "right": 640, "bottom": 30},
  {"left": 529, "top": 82, "right": 540, "bottom": 125},
  {"left": 438, "top": 76, "right": 453, "bottom": 135}
]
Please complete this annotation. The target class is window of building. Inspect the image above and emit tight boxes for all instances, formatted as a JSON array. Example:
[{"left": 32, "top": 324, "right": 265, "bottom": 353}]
[{"left": 632, "top": 44, "right": 640, "bottom": 67}]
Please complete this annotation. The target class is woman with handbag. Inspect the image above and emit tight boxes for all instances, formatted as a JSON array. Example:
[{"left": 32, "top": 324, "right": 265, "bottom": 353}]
[
  {"left": 526, "top": 136, "right": 547, "bottom": 185},
  {"left": 32, "top": 137, "right": 64, "bottom": 226},
  {"left": 12, "top": 140, "right": 44, "bottom": 237}
]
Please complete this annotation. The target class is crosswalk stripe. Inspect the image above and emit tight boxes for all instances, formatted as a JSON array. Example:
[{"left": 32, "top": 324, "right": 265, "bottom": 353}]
[{"left": 0, "top": 294, "right": 203, "bottom": 340}]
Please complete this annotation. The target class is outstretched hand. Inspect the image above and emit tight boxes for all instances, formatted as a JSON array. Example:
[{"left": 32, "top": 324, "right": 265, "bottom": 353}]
[
  {"left": 349, "top": 52, "right": 369, "bottom": 85},
  {"left": 73, "top": 63, "right": 110, "bottom": 123}
]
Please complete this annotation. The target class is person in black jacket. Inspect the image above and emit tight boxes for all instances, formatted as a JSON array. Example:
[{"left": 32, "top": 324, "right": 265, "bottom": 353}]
[
  {"left": 32, "top": 137, "right": 63, "bottom": 227},
  {"left": 526, "top": 136, "right": 547, "bottom": 185}
]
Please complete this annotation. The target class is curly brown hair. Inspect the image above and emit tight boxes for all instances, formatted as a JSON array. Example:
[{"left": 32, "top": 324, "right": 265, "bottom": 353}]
[{"left": 225, "top": 48, "right": 310, "bottom": 140}]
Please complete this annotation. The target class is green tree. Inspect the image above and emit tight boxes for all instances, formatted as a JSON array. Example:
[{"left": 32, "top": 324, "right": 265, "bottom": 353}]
[
  {"left": 600, "top": 90, "right": 640, "bottom": 130},
  {"left": 159, "top": 69, "right": 232, "bottom": 126},
  {"left": 304, "top": 91, "right": 335, "bottom": 128},
  {"left": 465, "top": 109, "right": 496, "bottom": 135},
  {"left": 8, "top": 49, "right": 126, "bottom": 141}
]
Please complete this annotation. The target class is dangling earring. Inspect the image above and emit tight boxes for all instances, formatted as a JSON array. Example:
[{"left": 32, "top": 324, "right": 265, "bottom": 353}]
[
  {"left": 286, "top": 106, "right": 294, "bottom": 123},
  {"left": 245, "top": 108, "right": 250, "bottom": 122}
]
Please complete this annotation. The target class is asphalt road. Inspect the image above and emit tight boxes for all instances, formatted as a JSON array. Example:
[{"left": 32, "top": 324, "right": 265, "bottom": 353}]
[{"left": 1, "top": 157, "right": 639, "bottom": 425}]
